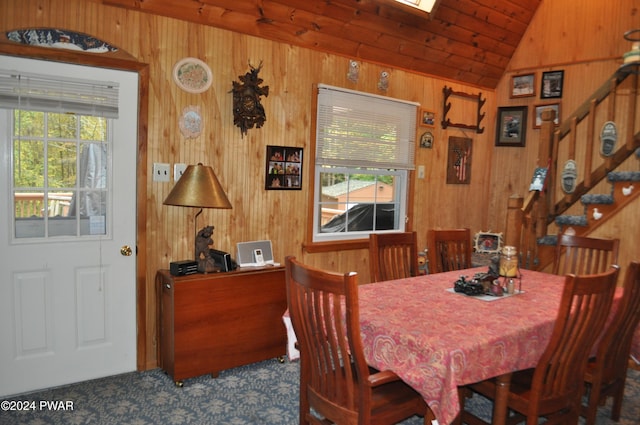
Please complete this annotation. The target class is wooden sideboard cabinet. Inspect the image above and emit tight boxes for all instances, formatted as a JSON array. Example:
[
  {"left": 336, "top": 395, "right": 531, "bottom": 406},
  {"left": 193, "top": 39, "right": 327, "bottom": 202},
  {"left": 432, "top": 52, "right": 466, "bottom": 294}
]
[{"left": 156, "top": 266, "right": 287, "bottom": 385}]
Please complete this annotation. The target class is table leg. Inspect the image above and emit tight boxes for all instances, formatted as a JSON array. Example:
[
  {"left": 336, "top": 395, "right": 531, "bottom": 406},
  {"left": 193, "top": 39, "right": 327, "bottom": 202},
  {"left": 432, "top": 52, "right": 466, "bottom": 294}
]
[{"left": 492, "top": 373, "right": 512, "bottom": 425}]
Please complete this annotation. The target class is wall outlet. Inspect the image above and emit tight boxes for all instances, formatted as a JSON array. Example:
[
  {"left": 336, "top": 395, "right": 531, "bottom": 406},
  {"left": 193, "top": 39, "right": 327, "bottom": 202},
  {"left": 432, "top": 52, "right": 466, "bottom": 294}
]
[
  {"left": 174, "top": 163, "right": 187, "bottom": 181},
  {"left": 418, "top": 165, "right": 425, "bottom": 179},
  {"left": 153, "top": 163, "right": 170, "bottom": 182}
]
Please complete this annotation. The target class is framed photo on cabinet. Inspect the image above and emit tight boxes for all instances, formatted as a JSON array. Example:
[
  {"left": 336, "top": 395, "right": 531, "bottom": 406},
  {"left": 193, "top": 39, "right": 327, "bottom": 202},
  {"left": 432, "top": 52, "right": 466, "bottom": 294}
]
[
  {"left": 265, "top": 145, "right": 303, "bottom": 190},
  {"left": 495, "top": 106, "right": 527, "bottom": 147},
  {"left": 533, "top": 103, "right": 561, "bottom": 128},
  {"left": 510, "top": 73, "right": 536, "bottom": 98},
  {"left": 541, "top": 70, "right": 564, "bottom": 99}
]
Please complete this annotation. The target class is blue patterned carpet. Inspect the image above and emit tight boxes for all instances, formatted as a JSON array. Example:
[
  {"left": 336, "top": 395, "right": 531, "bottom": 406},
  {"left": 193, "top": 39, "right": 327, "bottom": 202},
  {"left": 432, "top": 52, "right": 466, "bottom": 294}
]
[{"left": 1, "top": 359, "right": 638, "bottom": 425}]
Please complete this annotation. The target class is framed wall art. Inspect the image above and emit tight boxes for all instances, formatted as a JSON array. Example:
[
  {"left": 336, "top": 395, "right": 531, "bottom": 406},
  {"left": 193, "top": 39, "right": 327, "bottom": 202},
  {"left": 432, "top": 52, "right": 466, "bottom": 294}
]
[
  {"left": 265, "top": 145, "right": 303, "bottom": 190},
  {"left": 473, "top": 231, "right": 503, "bottom": 254},
  {"left": 495, "top": 106, "right": 527, "bottom": 147},
  {"left": 419, "top": 130, "right": 434, "bottom": 148},
  {"left": 510, "top": 73, "right": 536, "bottom": 98},
  {"left": 540, "top": 70, "right": 564, "bottom": 99},
  {"left": 419, "top": 109, "right": 436, "bottom": 127},
  {"left": 533, "top": 103, "right": 561, "bottom": 128},
  {"left": 446, "top": 136, "right": 471, "bottom": 184}
]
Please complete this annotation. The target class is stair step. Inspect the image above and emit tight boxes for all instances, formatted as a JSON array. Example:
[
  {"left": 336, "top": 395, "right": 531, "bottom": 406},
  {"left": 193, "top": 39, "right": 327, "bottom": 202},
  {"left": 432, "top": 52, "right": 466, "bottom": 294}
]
[
  {"left": 581, "top": 193, "right": 614, "bottom": 205},
  {"left": 537, "top": 235, "right": 557, "bottom": 246},
  {"left": 555, "top": 215, "right": 588, "bottom": 226},
  {"left": 608, "top": 171, "right": 640, "bottom": 182}
]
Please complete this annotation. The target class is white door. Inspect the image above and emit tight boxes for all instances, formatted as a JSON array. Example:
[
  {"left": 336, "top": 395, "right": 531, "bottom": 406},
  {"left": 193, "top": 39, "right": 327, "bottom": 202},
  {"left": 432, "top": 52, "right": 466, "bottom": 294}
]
[{"left": 0, "top": 56, "right": 138, "bottom": 397}]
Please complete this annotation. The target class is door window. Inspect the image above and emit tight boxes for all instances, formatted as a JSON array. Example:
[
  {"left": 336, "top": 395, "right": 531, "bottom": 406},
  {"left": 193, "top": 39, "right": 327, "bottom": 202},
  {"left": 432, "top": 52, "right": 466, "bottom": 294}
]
[{"left": 11, "top": 110, "right": 111, "bottom": 240}]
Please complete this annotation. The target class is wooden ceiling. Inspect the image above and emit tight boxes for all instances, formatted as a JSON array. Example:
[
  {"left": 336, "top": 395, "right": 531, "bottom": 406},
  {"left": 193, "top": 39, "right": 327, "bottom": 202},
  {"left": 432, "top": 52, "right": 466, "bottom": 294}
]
[{"left": 102, "top": 0, "right": 542, "bottom": 88}]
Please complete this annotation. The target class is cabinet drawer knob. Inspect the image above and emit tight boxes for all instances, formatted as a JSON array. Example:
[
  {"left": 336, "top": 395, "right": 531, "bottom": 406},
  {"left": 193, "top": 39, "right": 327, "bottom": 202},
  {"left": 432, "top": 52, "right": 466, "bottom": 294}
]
[{"left": 165, "top": 283, "right": 171, "bottom": 289}]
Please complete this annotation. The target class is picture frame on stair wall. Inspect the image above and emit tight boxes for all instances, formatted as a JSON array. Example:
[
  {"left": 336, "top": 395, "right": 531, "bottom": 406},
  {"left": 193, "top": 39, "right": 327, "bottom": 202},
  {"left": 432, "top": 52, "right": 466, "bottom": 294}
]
[
  {"left": 495, "top": 106, "right": 527, "bottom": 147},
  {"left": 533, "top": 103, "right": 560, "bottom": 128},
  {"left": 541, "top": 70, "right": 564, "bottom": 99},
  {"left": 510, "top": 73, "right": 535, "bottom": 98}
]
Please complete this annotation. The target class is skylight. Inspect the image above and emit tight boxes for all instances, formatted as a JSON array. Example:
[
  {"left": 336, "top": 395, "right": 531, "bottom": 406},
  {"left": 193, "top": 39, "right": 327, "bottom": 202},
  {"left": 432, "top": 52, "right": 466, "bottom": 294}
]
[{"left": 394, "top": 0, "right": 437, "bottom": 14}]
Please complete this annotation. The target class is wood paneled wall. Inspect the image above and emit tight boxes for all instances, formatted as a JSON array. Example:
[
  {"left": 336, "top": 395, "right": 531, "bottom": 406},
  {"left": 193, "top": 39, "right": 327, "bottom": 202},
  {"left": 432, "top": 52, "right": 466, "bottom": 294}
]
[{"left": 1, "top": 0, "right": 638, "bottom": 371}]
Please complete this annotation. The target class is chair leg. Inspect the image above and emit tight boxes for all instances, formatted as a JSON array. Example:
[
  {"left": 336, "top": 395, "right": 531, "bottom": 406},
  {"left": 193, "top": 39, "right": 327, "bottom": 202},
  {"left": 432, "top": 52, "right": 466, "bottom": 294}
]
[
  {"left": 583, "top": 380, "right": 601, "bottom": 425},
  {"left": 610, "top": 379, "right": 625, "bottom": 421},
  {"left": 424, "top": 408, "right": 435, "bottom": 425}
]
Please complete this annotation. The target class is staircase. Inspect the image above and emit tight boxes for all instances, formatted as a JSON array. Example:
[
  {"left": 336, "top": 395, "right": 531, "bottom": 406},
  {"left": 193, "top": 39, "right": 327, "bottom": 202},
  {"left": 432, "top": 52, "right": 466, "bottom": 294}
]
[{"left": 507, "top": 62, "right": 640, "bottom": 271}]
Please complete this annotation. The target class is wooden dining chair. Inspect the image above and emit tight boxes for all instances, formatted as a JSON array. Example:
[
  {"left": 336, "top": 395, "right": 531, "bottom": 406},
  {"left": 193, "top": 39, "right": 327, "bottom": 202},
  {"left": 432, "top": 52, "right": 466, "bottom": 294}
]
[
  {"left": 368, "top": 231, "right": 419, "bottom": 282},
  {"left": 552, "top": 233, "right": 619, "bottom": 275},
  {"left": 582, "top": 261, "right": 640, "bottom": 425},
  {"left": 285, "top": 256, "right": 433, "bottom": 425},
  {"left": 426, "top": 228, "right": 472, "bottom": 274},
  {"left": 461, "top": 266, "right": 620, "bottom": 425}
]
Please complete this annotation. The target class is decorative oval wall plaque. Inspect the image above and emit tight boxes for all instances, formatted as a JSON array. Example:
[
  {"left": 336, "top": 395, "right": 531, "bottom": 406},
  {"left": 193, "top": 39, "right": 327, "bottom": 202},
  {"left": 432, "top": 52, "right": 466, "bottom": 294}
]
[
  {"left": 600, "top": 121, "right": 617, "bottom": 157},
  {"left": 173, "top": 58, "right": 212, "bottom": 94},
  {"left": 179, "top": 106, "right": 203, "bottom": 138}
]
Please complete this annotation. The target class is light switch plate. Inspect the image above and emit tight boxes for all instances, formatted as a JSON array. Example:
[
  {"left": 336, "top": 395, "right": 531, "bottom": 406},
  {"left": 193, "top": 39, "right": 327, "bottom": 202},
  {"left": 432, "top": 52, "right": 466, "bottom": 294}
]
[
  {"left": 153, "top": 163, "right": 170, "bottom": 182},
  {"left": 174, "top": 163, "right": 187, "bottom": 181}
]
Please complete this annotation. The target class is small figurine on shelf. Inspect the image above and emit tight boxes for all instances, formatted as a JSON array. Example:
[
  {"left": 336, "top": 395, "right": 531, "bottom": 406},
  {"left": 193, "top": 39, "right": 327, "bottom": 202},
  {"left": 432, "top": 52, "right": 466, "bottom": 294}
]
[{"left": 195, "top": 225, "right": 220, "bottom": 273}]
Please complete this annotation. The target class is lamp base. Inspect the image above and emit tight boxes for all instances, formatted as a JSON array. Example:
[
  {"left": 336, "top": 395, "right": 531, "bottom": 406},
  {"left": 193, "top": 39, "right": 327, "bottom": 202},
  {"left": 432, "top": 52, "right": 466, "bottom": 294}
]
[
  {"left": 195, "top": 225, "right": 220, "bottom": 273},
  {"left": 197, "top": 259, "right": 220, "bottom": 274}
]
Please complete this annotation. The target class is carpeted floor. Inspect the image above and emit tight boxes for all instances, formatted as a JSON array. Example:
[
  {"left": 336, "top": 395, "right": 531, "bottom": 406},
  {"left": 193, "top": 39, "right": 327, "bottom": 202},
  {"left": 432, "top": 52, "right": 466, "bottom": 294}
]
[{"left": 1, "top": 359, "right": 638, "bottom": 425}]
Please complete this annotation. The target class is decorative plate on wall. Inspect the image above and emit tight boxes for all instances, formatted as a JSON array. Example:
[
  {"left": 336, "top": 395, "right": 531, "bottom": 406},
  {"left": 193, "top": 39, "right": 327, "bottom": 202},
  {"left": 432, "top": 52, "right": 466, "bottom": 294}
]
[
  {"left": 173, "top": 58, "right": 212, "bottom": 94},
  {"left": 179, "top": 105, "right": 203, "bottom": 138}
]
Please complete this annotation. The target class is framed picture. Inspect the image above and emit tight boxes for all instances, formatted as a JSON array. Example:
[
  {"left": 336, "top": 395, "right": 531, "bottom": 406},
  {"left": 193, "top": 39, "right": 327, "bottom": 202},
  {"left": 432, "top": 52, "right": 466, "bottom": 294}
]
[
  {"left": 510, "top": 73, "right": 536, "bottom": 98},
  {"left": 473, "top": 231, "right": 503, "bottom": 254},
  {"left": 446, "top": 136, "right": 471, "bottom": 184},
  {"left": 419, "top": 130, "right": 434, "bottom": 148},
  {"left": 419, "top": 109, "right": 436, "bottom": 127},
  {"left": 541, "top": 70, "right": 564, "bottom": 99},
  {"left": 533, "top": 103, "right": 561, "bottom": 128},
  {"left": 495, "top": 106, "right": 527, "bottom": 147},
  {"left": 265, "top": 145, "right": 303, "bottom": 190}
]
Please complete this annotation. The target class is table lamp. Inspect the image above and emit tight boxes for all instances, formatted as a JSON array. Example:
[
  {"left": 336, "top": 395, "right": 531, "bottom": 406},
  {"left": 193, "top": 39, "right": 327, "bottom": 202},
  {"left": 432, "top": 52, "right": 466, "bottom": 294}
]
[{"left": 163, "top": 163, "right": 232, "bottom": 272}]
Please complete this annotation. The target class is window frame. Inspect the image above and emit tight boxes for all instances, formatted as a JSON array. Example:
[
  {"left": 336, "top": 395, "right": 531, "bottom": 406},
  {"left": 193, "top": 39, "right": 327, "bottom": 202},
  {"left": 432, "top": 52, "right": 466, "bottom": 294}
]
[{"left": 304, "top": 84, "right": 417, "bottom": 252}]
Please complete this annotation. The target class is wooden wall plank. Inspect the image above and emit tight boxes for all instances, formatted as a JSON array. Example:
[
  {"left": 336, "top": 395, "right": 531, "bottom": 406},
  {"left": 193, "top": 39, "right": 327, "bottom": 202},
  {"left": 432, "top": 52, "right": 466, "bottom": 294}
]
[{"left": 2, "top": 0, "right": 637, "bottom": 373}]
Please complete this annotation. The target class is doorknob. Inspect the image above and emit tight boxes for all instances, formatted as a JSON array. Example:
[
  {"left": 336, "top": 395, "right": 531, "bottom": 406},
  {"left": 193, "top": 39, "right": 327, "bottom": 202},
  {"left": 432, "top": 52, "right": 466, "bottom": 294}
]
[{"left": 120, "top": 245, "right": 133, "bottom": 256}]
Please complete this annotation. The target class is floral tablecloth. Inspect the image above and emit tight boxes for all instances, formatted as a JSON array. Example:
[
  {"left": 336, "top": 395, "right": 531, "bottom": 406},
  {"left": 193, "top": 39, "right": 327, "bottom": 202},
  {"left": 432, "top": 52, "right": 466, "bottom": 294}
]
[
  {"left": 358, "top": 268, "right": 567, "bottom": 425},
  {"left": 283, "top": 266, "right": 639, "bottom": 424}
]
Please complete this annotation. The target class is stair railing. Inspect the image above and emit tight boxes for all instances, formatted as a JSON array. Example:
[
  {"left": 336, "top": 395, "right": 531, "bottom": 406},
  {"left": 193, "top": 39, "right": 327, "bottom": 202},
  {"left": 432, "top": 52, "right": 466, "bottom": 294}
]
[{"left": 510, "top": 63, "right": 639, "bottom": 270}]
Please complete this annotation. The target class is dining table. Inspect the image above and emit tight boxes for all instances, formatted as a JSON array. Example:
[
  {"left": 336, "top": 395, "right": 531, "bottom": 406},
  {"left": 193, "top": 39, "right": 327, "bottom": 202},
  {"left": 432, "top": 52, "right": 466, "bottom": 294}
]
[{"left": 283, "top": 266, "right": 639, "bottom": 425}]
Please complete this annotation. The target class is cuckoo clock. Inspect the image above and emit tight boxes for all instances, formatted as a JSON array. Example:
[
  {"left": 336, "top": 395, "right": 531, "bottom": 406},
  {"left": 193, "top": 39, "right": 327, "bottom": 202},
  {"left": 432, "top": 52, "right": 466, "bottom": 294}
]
[{"left": 231, "top": 62, "right": 269, "bottom": 137}]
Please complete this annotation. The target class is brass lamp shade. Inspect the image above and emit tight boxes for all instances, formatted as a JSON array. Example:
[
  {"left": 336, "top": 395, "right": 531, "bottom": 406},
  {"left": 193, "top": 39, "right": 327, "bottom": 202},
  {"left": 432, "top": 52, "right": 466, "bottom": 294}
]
[{"left": 163, "top": 163, "right": 232, "bottom": 209}]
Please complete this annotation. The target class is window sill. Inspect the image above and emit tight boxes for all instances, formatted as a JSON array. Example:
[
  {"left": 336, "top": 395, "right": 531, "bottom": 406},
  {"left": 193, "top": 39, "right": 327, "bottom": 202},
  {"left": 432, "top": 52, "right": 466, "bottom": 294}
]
[{"left": 302, "top": 239, "right": 369, "bottom": 253}]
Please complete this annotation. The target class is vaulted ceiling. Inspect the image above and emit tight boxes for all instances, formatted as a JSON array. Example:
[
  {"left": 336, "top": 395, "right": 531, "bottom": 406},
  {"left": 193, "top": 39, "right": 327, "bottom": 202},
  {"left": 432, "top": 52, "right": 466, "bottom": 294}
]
[{"left": 102, "top": 0, "right": 542, "bottom": 88}]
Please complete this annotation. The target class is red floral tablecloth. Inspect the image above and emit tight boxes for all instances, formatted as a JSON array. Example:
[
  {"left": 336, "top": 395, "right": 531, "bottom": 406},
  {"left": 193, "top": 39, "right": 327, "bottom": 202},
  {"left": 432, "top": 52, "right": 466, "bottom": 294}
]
[
  {"left": 358, "top": 268, "right": 567, "bottom": 425},
  {"left": 283, "top": 266, "right": 639, "bottom": 424}
]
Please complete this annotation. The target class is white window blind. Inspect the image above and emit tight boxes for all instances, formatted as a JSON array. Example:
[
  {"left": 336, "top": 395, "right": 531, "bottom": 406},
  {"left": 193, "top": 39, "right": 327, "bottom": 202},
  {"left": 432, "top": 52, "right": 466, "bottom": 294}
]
[
  {"left": 0, "top": 70, "right": 119, "bottom": 118},
  {"left": 316, "top": 84, "right": 417, "bottom": 170}
]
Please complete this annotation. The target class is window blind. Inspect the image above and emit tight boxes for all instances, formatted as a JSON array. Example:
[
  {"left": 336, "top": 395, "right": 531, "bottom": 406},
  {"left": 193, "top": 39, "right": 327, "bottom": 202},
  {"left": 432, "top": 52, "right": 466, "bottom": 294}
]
[
  {"left": 316, "top": 84, "right": 417, "bottom": 170},
  {"left": 0, "top": 70, "right": 119, "bottom": 118}
]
